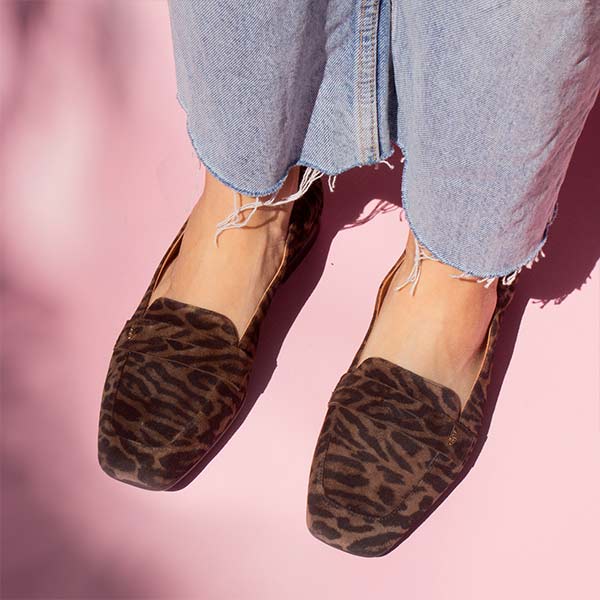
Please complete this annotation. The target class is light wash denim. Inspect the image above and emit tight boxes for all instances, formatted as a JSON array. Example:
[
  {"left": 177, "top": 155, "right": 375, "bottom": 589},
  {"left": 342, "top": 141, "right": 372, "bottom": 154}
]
[{"left": 166, "top": 0, "right": 600, "bottom": 282}]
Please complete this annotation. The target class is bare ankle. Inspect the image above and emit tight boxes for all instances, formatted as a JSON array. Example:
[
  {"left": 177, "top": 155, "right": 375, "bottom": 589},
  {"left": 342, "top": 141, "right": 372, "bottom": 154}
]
[
  {"left": 398, "top": 231, "right": 498, "bottom": 301},
  {"left": 193, "top": 165, "right": 299, "bottom": 240}
]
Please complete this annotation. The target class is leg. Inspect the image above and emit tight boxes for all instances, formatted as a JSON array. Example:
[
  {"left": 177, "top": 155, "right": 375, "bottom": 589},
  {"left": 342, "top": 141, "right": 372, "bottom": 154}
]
[
  {"left": 356, "top": 229, "right": 498, "bottom": 408},
  {"left": 359, "top": 0, "right": 600, "bottom": 407},
  {"left": 393, "top": 0, "right": 600, "bottom": 278},
  {"left": 148, "top": 165, "right": 300, "bottom": 338},
  {"left": 305, "top": 1, "right": 600, "bottom": 557}
]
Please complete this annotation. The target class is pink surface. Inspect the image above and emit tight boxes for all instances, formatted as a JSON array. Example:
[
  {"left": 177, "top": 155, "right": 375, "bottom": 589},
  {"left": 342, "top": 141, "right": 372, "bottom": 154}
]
[{"left": 2, "top": 3, "right": 599, "bottom": 599}]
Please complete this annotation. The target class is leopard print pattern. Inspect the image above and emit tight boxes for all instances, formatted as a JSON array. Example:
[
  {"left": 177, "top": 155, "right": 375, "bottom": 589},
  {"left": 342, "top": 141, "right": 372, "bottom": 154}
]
[
  {"left": 97, "top": 166, "right": 323, "bottom": 491},
  {"left": 306, "top": 260, "right": 518, "bottom": 557}
]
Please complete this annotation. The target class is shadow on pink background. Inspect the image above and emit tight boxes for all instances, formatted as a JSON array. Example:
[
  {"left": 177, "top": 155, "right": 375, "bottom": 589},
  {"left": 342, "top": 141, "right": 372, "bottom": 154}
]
[{"left": 1, "top": 2, "right": 598, "bottom": 599}]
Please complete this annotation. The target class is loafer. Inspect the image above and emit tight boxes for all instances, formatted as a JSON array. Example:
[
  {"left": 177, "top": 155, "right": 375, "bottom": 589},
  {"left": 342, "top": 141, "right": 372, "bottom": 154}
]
[
  {"left": 306, "top": 251, "right": 517, "bottom": 556},
  {"left": 97, "top": 166, "right": 323, "bottom": 491}
]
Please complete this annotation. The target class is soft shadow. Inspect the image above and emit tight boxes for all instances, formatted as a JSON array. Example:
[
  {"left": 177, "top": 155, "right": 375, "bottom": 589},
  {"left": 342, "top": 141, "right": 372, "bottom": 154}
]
[
  {"left": 482, "top": 93, "right": 599, "bottom": 452},
  {"left": 168, "top": 150, "right": 406, "bottom": 489},
  {"left": 172, "top": 93, "right": 599, "bottom": 489},
  {"left": 323, "top": 95, "right": 600, "bottom": 550},
  {"left": 1, "top": 276, "right": 160, "bottom": 599}
]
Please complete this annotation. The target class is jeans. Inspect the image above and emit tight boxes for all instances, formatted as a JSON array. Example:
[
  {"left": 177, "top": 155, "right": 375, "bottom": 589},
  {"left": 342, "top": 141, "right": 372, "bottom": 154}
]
[{"left": 166, "top": 0, "right": 600, "bottom": 282}]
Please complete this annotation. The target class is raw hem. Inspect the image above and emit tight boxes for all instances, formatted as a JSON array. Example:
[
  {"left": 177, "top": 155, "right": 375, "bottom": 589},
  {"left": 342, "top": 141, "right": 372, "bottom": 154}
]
[
  {"left": 174, "top": 92, "right": 556, "bottom": 282},
  {"left": 393, "top": 138, "right": 558, "bottom": 283},
  {"left": 175, "top": 93, "right": 398, "bottom": 199}
]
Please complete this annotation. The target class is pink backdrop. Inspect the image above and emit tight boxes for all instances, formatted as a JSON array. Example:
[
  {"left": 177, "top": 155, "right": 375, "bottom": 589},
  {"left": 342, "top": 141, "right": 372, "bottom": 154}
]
[{"left": 2, "top": 2, "right": 599, "bottom": 599}]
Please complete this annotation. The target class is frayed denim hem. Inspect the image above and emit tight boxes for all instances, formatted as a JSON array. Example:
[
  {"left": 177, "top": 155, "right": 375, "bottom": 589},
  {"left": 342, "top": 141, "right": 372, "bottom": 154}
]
[
  {"left": 175, "top": 92, "right": 398, "bottom": 245},
  {"left": 393, "top": 138, "right": 558, "bottom": 289},
  {"left": 210, "top": 148, "right": 396, "bottom": 246},
  {"left": 175, "top": 92, "right": 556, "bottom": 283}
]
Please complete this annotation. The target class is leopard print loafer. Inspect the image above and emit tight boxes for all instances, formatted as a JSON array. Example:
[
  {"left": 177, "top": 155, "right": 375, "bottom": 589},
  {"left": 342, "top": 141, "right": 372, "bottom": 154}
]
[
  {"left": 306, "top": 252, "right": 517, "bottom": 557},
  {"left": 97, "top": 166, "right": 323, "bottom": 491}
]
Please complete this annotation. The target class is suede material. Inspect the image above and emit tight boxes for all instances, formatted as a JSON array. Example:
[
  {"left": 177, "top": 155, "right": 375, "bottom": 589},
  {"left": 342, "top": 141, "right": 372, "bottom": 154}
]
[
  {"left": 97, "top": 166, "right": 323, "bottom": 491},
  {"left": 306, "top": 255, "right": 518, "bottom": 557}
]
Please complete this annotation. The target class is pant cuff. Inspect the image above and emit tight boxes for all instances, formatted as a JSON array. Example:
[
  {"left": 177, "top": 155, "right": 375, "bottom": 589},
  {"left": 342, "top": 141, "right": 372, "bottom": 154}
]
[
  {"left": 395, "top": 140, "right": 559, "bottom": 289},
  {"left": 213, "top": 166, "right": 333, "bottom": 246}
]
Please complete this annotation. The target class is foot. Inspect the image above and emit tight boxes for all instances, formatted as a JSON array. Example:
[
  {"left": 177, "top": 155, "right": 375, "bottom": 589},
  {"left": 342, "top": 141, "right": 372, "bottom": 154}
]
[
  {"left": 148, "top": 165, "right": 301, "bottom": 338},
  {"left": 356, "top": 232, "right": 498, "bottom": 409}
]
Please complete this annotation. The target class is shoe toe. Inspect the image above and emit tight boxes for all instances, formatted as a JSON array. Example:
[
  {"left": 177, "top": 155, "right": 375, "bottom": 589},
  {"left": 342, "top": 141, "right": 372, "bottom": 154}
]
[
  {"left": 98, "top": 344, "right": 243, "bottom": 491},
  {"left": 306, "top": 405, "right": 436, "bottom": 556},
  {"left": 306, "top": 369, "right": 467, "bottom": 557}
]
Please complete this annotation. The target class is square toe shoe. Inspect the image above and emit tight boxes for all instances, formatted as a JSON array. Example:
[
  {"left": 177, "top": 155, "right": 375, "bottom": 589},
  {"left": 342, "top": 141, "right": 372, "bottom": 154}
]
[
  {"left": 306, "top": 252, "right": 518, "bottom": 557},
  {"left": 98, "top": 166, "right": 323, "bottom": 491}
]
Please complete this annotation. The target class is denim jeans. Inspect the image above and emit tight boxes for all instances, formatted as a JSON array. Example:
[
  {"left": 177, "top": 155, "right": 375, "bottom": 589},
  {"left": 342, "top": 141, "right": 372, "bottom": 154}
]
[{"left": 167, "top": 0, "right": 600, "bottom": 283}]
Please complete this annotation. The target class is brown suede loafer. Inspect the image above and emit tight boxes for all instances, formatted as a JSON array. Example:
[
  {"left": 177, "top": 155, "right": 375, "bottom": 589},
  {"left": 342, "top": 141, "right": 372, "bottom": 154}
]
[
  {"left": 98, "top": 166, "right": 323, "bottom": 491},
  {"left": 306, "top": 251, "right": 517, "bottom": 556}
]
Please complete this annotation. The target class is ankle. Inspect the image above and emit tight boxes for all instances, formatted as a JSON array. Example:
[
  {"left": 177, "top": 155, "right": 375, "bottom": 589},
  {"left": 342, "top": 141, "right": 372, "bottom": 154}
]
[
  {"left": 191, "top": 166, "right": 300, "bottom": 245},
  {"left": 398, "top": 232, "right": 498, "bottom": 303}
]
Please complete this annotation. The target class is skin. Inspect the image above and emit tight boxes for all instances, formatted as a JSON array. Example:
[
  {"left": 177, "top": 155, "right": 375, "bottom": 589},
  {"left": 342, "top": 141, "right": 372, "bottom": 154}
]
[
  {"left": 149, "top": 165, "right": 300, "bottom": 339},
  {"left": 149, "top": 165, "right": 497, "bottom": 408},
  {"left": 356, "top": 233, "right": 498, "bottom": 408}
]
